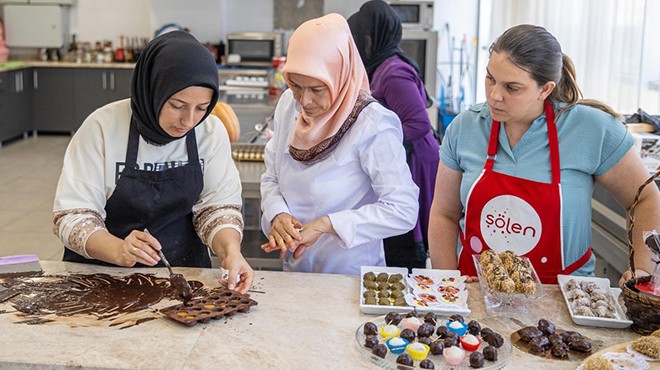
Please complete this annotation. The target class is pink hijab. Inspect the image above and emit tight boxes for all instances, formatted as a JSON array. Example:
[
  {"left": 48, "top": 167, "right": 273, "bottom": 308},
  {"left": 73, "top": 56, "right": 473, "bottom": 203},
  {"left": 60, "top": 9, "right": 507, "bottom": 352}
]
[{"left": 283, "top": 13, "right": 370, "bottom": 150}]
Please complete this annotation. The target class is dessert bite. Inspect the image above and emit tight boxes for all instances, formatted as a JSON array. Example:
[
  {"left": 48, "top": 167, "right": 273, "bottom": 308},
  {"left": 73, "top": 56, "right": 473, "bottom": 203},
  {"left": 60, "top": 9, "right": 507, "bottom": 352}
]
[
  {"left": 379, "top": 324, "right": 400, "bottom": 339},
  {"left": 443, "top": 346, "right": 466, "bottom": 365},
  {"left": 406, "top": 342, "right": 430, "bottom": 361},
  {"left": 386, "top": 337, "right": 409, "bottom": 354},
  {"left": 469, "top": 351, "right": 485, "bottom": 368},
  {"left": 459, "top": 334, "right": 482, "bottom": 352}
]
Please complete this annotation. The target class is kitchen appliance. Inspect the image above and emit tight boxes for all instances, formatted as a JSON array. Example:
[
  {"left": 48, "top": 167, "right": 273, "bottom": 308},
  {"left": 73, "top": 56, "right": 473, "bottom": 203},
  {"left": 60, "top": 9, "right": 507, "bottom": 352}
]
[
  {"left": 225, "top": 32, "right": 283, "bottom": 68},
  {"left": 386, "top": 0, "right": 434, "bottom": 30}
]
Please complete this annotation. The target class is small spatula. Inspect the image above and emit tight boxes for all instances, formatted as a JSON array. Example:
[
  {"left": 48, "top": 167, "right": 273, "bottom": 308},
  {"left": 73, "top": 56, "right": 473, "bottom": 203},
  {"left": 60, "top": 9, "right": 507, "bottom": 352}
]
[
  {"left": 157, "top": 250, "right": 193, "bottom": 302},
  {"left": 145, "top": 229, "right": 193, "bottom": 302}
]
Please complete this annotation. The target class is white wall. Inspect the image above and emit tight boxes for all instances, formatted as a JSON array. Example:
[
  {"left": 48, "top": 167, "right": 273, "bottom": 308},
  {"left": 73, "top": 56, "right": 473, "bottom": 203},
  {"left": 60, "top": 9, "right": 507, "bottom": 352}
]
[
  {"left": 434, "top": 0, "right": 479, "bottom": 110},
  {"left": 71, "top": 0, "right": 152, "bottom": 47}
]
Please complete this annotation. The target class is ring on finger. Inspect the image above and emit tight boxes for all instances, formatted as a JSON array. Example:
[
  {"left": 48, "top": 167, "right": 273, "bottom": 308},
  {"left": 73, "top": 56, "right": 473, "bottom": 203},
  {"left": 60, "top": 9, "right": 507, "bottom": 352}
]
[{"left": 132, "top": 246, "right": 139, "bottom": 254}]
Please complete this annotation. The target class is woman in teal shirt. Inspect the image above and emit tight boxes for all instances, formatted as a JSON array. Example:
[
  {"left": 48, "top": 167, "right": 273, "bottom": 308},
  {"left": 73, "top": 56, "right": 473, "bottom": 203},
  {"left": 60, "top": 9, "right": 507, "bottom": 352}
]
[{"left": 428, "top": 24, "right": 660, "bottom": 286}]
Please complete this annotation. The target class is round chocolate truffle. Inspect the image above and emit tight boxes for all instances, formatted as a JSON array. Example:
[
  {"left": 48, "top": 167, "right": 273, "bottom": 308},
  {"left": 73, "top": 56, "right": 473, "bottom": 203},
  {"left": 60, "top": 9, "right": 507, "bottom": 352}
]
[
  {"left": 419, "top": 359, "right": 435, "bottom": 369},
  {"left": 385, "top": 312, "right": 402, "bottom": 326},
  {"left": 436, "top": 325, "right": 451, "bottom": 338},
  {"left": 449, "top": 314, "right": 465, "bottom": 323},
  {"left": 443, "top": 335, "right": 459, "bottom": 348},
  {"left": 363, "top": 322, "right": 378, "bottom": 336},
  {"left": 388, "top": 273, "right": 403, "bottom": 283},
  {"left": 485, "top": 332, "right": 504, "bottom": 348},
  {"left": 537, "top": 319, "right": 555, "bottom": 336},
  {"left": 363, "top": 271, "right": 376, "bottom": 281},
  {"left": 372, "top": 343, "right": 388, "bottom": 358},
  {"left": 364, "top": 335, "right": 379, "bottom": 348},
  {"left": 483, "top": 345, "right": 498, "bottom": 361},
  {"left": 424, "top": 311, "right": 437, "bottom": 325},
  {"left": 363, "top": 290, "right": 377, "bottom": 299},
  {"left": 467, "top": 320, "right": 481, "bottom": 336},
  {"left": 406, "top": 309, "right": 421, "bottom": 318},
  {"left": 396, "top": 353, "right": 414, "bottom": 366},
  {"left": 418, "top": 337, "right": 432, "bottom": 346},
  {"left": 429, "top": 340, "right": 444, "bottom": 355},
  {"left": 480, "top": 327, "right": 494, "bottom": 338},
  {"left": 400, "top": 328, "right": 416, "bottom": 342},
  {"left": 469, "top": 352, "right": 485, "bottom": 368},
  {"left": 418, "top": 323, "right": 435, "bottom": 338}
]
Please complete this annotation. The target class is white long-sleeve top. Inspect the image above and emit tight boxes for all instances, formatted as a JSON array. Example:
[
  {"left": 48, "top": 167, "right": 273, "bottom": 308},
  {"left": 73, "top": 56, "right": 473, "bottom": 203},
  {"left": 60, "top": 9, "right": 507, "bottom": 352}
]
[
  {"left": 53, "top": 99, "right": 243, "bottom": 258},
  {"left": 260, "top": 90, "right": 419, "bottom": 274}
]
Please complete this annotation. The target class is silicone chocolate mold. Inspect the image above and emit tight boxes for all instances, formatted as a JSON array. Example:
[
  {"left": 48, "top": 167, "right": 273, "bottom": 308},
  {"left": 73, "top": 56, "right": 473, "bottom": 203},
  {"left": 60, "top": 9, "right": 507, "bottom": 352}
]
[{"left": 160, "top": 287, "right": 257, "bottom": 327}]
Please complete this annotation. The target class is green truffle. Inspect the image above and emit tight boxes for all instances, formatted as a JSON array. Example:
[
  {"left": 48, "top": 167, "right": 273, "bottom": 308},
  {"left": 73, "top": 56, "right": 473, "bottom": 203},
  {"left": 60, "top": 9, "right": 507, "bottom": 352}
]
[{"left": 363, "top": 271, "right": 376, "bottom": 281}]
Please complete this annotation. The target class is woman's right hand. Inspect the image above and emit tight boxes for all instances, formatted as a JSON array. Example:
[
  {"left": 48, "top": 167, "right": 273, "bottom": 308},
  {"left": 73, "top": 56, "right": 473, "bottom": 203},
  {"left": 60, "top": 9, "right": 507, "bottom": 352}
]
[
  {"left": 261, "top": 213, "right": 303, "bottom": 258},
  {"left": 117, "top": 229, "right": 161, "bottom": 267}
]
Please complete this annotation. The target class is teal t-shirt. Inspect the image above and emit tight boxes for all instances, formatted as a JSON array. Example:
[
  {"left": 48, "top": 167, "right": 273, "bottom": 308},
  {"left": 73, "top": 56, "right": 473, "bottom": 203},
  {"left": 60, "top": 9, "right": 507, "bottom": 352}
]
[{"left": 440, "top": 102, "right": 634, "bottom": 276}]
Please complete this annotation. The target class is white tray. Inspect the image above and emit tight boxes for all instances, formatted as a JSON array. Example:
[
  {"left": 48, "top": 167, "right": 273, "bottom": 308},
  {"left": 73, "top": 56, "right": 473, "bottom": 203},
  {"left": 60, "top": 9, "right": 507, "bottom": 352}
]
[
  {"left": 557, "top": 274, "right": 633, "bottom": 329},
  {"left": 359, "top": 266, "right": 470, "bottom": 316}
]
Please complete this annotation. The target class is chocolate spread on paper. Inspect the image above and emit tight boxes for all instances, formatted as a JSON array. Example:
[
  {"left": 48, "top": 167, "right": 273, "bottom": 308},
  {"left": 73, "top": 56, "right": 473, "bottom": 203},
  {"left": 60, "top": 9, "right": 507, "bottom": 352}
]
[{"left": 0, "top": 271, "right": 203, "bottom": 327}]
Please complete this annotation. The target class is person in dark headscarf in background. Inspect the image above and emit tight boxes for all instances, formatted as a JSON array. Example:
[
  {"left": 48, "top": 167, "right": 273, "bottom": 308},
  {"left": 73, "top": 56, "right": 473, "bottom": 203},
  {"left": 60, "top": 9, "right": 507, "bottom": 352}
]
[
  {"left": 53, "top": 31, "right": 254, "bottom": 293},
  {"left": 348, "top": 0, "right": 440, "bottom": 271}
]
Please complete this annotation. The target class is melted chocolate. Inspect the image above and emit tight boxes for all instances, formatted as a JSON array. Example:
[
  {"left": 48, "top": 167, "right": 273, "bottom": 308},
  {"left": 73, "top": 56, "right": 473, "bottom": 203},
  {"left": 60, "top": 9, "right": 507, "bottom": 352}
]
[{"left": 0, "top": 271, "right": 204, "bottom": 327}]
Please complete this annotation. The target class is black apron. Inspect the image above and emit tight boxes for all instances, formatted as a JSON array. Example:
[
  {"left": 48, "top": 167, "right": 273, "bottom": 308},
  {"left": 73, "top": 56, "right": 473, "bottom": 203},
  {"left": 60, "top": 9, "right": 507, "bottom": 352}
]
[{"left": 63, "top": 122, "right": 211, "bottom": 267}]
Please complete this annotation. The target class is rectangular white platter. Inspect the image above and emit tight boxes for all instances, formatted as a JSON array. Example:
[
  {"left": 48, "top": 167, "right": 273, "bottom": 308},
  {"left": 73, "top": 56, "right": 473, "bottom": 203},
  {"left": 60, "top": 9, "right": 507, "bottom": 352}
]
[
  {"left": 359, "top": 266, "right": 470, "bottom": 316},
  {"left": 557, "top": 274, "right": 633, "bottom": 329}
]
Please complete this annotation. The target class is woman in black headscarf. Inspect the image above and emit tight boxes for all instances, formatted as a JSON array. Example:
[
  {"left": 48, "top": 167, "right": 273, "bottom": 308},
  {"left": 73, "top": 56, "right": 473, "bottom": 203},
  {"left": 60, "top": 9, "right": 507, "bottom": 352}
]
[
  {"left": 53, "top": 31, "right": 254, "bottom": 293},
  {"left": 348, "top": 1, "right": 440, "bottom": 272}
]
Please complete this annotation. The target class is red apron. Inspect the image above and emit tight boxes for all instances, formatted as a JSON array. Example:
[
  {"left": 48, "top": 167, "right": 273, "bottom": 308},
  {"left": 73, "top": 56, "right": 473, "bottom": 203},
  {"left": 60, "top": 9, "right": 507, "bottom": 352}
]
[{"left": 457, "top": 100, "right": 592, "bottom": 284}]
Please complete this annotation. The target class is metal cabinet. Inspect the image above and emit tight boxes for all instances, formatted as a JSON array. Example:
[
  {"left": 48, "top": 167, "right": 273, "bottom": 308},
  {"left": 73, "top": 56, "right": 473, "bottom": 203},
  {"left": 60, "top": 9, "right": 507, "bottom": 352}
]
[
  {"left": 73, "top": 68, "right": 133, "bottom": 128},
  {"left": 0, "top": 69, "right": 32, "bottom": 144},
  {"left": 32, "top": 68, "right": 76, "bottom": 133}
]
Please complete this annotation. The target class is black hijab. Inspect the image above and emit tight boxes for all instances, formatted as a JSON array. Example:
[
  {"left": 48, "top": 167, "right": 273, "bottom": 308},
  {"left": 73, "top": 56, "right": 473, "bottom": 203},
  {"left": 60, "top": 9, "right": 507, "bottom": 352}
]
[
  {"left": 347, "top": 0, "right": 422, "bottom": 81},
  {"left": 130, "top": 31, "right": 219, "bottom": 145}
]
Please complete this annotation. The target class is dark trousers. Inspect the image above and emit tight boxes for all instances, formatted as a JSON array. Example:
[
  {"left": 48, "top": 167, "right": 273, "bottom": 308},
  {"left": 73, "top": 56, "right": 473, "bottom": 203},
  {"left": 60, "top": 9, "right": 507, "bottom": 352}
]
[{"left": 383, "top": 231, "right": 427, "bottom": 273}]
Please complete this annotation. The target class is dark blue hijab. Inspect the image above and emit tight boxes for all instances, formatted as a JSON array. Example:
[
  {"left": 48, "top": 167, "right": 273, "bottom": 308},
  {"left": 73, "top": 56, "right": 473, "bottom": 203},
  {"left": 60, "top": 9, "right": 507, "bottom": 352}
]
[{"left": 130, "top": 31, "right": 219, "bottom": 145}]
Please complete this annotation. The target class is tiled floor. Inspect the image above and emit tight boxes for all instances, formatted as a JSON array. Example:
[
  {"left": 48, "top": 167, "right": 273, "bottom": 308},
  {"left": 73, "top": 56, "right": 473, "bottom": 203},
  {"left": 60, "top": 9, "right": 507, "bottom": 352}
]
[{"left": 0, "top": 134, "right": 71, "bottom": 261}]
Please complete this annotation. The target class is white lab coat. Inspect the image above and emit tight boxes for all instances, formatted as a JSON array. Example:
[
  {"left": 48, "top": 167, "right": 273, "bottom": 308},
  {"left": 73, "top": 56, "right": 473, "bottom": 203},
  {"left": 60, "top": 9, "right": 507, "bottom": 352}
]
[{"left": 260, "top": 90, "right": 419, "bottom": 274}]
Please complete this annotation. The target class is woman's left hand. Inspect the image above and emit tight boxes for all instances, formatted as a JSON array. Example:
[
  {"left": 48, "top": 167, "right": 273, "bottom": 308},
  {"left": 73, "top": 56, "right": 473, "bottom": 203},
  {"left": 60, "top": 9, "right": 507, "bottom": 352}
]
[
  {"left": 292, "top": 216, "right": 334, "bottom": 259},
  {"left": 221, "top": 252, "right": 254, "bottom": 294}
]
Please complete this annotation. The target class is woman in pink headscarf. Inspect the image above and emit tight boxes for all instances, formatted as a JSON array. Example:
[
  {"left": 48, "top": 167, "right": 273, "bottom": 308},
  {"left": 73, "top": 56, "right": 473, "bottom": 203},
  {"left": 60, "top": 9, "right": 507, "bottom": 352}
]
[{"left": 260, "top": 13, "right": 419, "bottom": 274}]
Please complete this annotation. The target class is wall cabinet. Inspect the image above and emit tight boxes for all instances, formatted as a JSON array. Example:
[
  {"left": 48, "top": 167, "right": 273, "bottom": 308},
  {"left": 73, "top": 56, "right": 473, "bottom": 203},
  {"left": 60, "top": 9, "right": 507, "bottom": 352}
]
[
  {"left": 32, "top": 68, "right": 76, "bottom": 133},
  {"left": 73, "top": 68, "right": 133, "bottom": 128},
  {"left": 0, "top": 69, "right": 32, "bottom": 144}
]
